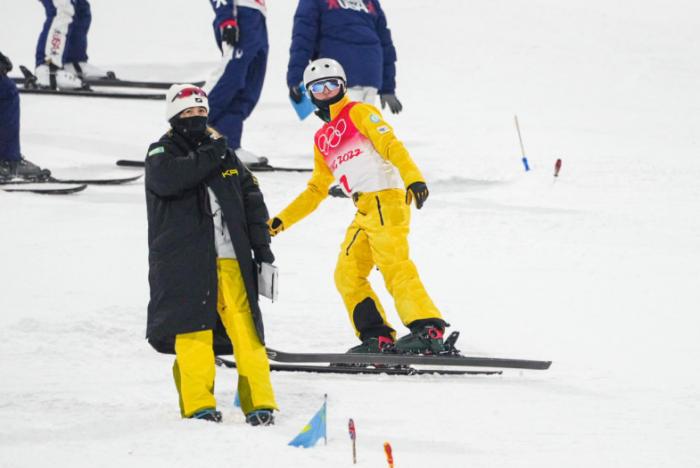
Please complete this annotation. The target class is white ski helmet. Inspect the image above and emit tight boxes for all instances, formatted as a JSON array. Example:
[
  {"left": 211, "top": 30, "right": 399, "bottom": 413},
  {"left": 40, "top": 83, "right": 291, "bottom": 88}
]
[
  {"left": 165, "top": 83, "right": 209, "bottom": 122},
  {"left": 303, "top": 58, "right": 347, "bottom": 90}
]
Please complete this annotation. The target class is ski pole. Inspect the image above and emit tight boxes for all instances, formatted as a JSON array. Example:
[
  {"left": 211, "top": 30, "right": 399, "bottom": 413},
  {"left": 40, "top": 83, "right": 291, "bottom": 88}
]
[{"left": 514, "top": 115, "right": 530, "bottom": 171}]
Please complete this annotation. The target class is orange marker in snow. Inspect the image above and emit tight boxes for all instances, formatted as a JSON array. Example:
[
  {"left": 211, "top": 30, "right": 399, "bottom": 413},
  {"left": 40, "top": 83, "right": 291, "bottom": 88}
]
[{"left": 383, "top": 442, "right": 394, "bottom": 468}]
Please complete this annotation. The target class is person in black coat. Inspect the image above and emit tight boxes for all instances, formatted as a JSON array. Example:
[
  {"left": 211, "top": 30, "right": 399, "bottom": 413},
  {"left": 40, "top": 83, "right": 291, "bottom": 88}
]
[{"left": 145, "top": 83, "right": 277, "bottom": 426}]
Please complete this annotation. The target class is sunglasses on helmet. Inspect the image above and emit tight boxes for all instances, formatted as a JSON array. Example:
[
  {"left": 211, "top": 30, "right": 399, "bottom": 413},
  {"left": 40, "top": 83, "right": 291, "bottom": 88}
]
[
  {"left": 308, "top": 79, "right": 342, "bottom": 94},
  {"left": 171, "top": 87, "right": 207, "bottom": 102}
]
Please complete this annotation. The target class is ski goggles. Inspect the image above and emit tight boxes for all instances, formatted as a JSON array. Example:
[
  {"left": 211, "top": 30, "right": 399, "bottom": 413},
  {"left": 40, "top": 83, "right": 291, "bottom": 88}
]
[
  {"left": 171, "top": 87, "right": 207, "bottom": 101},
  {"left": 308, "top": 79, "right": 342, "bottom": 94}
]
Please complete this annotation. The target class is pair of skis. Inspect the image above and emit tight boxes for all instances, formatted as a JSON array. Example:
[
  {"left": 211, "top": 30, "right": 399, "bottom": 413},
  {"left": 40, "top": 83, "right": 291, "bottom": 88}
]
[
  {"left": 116, "top": 159, "right": 312, "bottom": 173},
  {"left": 216, "top": 332, "right": 552, "bottom": 376},
  {"left": 0, "top": 174, "right": 142, "bottom": 195},
  {"left": 11, "top": 66, "right": 203, "bottom": 100}
]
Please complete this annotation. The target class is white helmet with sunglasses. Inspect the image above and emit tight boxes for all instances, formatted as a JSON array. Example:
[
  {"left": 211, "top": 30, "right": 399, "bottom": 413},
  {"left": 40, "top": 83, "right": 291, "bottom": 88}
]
[
  {"left": 165, "top": 84, "right": 209, "bottom": 122},
  {"left": 303, "top": 58, "right": 347, "bottom": 94}
]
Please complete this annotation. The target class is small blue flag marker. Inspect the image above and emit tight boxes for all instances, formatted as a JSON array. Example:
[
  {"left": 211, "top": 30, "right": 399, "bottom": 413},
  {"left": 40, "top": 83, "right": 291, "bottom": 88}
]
[{"left": 289, "top": 395, "right": 327, "bottom": 448}]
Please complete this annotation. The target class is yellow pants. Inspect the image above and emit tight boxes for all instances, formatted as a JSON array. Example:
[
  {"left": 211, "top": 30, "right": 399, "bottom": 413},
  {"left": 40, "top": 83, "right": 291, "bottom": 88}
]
[
  {"left": 173, "top": 259, "right": 278, "bottom": 418},
  {"left": 334, "top": 189, "right": 442, "bottom": 339}
]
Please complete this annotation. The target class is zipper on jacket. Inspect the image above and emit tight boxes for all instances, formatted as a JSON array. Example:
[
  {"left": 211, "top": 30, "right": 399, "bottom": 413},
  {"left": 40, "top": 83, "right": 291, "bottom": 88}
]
[
  {"left": 375, "top": 196, "right": 384, "bottom": 226},
  {"left": 345, "top": 228, "right": 362, "bottom": 256}
]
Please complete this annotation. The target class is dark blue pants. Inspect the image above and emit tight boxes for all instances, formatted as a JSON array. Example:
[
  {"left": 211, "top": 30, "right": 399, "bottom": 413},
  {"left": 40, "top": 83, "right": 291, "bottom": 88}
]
[
  {"left": 0, "top": 76, "right": 21, "bottom": 161},
  {"left": 207, "top": 8, "right": 268, "bottom": 150},
  {"left": 35, "top": 0, "right": 92, "bottom": 67}
]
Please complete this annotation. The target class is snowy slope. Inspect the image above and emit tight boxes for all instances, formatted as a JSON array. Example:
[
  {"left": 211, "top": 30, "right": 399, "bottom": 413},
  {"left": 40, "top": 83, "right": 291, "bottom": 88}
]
[{"left": 1, "top": 1, "right": 699, "bottom": 467}]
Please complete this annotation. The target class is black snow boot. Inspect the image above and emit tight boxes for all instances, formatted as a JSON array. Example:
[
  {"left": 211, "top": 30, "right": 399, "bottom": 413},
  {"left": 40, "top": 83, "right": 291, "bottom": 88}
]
[
  {"left": 0, "top": 163, "right": 12, "bottom": 182},
  {"left": 190, "top": 408, "right": 223, "bottom": 423},
  {"left": 395, "top": 320, "right": 448, "bottom": 355},
  {"left": 0, "top": 157, "right": 51, "bottom": 181},
  {"left": 346, "top": 335, "right": 394, "bottom": 354},
  {"left": 246, "top": 409, "right": 275, "bottom": 426}
]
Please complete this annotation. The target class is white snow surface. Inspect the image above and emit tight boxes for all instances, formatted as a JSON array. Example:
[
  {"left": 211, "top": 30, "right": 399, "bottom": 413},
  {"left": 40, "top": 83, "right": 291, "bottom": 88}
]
[{"left": 2, "top": 1, "right": 700, "bottom": 467}]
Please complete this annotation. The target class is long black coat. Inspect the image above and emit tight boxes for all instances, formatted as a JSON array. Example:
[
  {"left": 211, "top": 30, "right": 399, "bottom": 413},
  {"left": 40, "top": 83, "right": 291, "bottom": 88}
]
[{"left": 145, "top": 130, "right": 271, "bottom": 355}]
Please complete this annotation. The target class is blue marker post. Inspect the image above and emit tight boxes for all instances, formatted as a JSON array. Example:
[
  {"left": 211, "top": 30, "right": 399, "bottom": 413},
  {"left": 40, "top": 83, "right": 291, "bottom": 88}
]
[{"left": 514, "top": 115, "right": 530, "bottom": 171}]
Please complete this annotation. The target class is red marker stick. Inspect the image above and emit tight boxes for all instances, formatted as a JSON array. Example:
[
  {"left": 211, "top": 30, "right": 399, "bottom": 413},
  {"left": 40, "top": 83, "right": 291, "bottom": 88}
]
[
  {"left": 348, "top": 419, "right": 357, "bottom": 464},
  {"left": 554, "top": 158, "right": 562, "bottom": 177}
]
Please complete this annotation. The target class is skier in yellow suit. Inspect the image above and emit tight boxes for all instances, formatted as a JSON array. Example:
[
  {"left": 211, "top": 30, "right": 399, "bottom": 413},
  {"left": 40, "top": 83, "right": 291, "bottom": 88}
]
[{"left": 269, "top": 58, "right": 448, "bottom": 354}]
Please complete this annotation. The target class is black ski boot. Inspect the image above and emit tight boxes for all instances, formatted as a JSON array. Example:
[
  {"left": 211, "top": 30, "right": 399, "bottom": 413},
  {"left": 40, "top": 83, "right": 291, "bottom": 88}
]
[
  {"left": 346, "top": 335, "right": 394, "bottom": 354},
  {"left": 395, "top": 321, "right": 448, "bottom": 355},
  {"left": 246, "top": 409, "right": 275, "bottom": 426},
  {"left": 190, "top": 408, "right": 223, "bottom": 423},
  {"left": 0, "top": 163, "right": 12, "bottom": 183},
  {"left": 0, "top": 157, "right": 51, "bottom": 181}
]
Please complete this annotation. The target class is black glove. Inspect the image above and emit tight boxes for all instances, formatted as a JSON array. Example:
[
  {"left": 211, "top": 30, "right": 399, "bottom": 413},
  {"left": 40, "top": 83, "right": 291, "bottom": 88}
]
[
  {"left": 380, "top": 94, "right": 403, "bottom": 114},
  {"left": 406, "top": 181, "right": 429, "bottom": 209},
  {"left": 289, "top": 84, "right": 303, "bottom": 104},
  {"left": 199, "top": 136, "right": 228, "bottom": 161},
  {"left": 220, "top": 20, "right": 240, "bottom": 47},
  {"left": 253, "top": 244, "right": 275, "bottom": 264},
  {"left": 0, "top": 52, "right": 12, "bottom": 76},
  {"left": 328, "top": 185, "right": 349, "bottom": 198},
  {"left": 268, "top": 217, "right": 284, "bottom": 236}
]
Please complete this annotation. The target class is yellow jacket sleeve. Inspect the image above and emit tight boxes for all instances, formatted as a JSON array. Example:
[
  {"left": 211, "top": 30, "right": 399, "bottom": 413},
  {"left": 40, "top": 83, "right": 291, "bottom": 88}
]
[
  {"left": 350, "top": 104, "right": 424, "bottom": 187},
  {"left": 275, "top": 146, "right": 335, "bottom": 230}
]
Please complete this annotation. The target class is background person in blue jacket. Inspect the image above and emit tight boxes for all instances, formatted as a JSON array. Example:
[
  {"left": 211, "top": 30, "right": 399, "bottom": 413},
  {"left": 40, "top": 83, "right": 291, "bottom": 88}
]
[
  {"left": 0, "top": 52, "right": 52, "bottom": 182},
  {"left": 286, "top": 0, "right": 403, "bottom": 114},
  {"left": 204, "top": 0, "right": 269, "bottom": 166}
]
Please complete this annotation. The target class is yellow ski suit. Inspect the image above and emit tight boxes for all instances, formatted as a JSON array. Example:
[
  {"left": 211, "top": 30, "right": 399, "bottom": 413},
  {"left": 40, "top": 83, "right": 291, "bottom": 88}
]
[
  {"left": 274, "top": 96, "right": 442, "bottom": 340},
  {"left": 173, "top": 259, "right": 278, "bottom": 417}
]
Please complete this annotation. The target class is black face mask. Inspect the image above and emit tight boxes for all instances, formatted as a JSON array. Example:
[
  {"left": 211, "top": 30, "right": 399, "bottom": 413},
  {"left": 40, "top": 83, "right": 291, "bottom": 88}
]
[{"left": 171, "top": 115, "right": 209, "bottom": 143}]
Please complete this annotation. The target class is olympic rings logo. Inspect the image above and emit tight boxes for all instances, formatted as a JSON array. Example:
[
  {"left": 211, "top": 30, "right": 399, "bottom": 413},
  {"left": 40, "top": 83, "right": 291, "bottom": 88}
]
[{"left": 317, "top": 118, "right": 347, "bottom": 153}]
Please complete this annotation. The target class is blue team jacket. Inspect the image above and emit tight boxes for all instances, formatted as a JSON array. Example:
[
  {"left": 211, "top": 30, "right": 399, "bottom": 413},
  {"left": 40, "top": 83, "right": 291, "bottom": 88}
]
[{"left": 286, "top": 0, "right": 397, "bottom": 94}]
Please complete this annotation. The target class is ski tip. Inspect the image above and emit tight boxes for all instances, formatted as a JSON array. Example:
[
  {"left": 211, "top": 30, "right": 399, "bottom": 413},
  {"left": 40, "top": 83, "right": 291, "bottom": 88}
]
[
  {"left": 53, "top": 174, "right": 143, "bottom": 185},
  {"left": 1, "top": 183, "right": 87, "bottom": 195},
  {"left": 116, "top": 160, "right": 145, "bottom": 168}
]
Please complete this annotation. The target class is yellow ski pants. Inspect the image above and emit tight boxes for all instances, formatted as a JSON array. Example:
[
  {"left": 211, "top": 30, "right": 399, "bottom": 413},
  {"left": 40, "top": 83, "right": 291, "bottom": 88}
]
[
  {"left": 334, "top": 189, "right": 442, "bottom": 339},
  {"left": 173, "top": 259, "right": 277, "bottom": 418}
]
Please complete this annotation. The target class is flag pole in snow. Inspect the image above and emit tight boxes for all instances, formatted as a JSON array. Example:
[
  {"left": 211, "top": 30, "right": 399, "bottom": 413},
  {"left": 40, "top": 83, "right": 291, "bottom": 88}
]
[
  {"left": 324, "top": 394, "right": 328, "bottom": 446},
  {"left": 348, "top": 418, "right": 357, "bottom": 464},
  {"left": 514, "top": 115, "right": 530, "bottom": 171}
]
